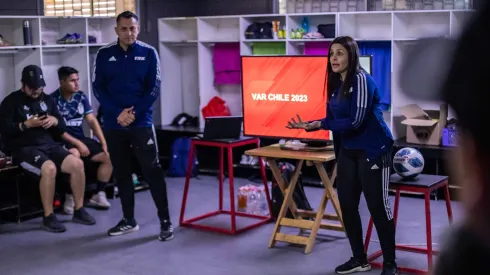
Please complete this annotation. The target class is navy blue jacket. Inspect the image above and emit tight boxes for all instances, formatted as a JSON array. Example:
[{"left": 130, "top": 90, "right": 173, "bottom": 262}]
[
  {"left": 321, "top": 71, "right": 393, "bottom": 159},
  {"left": 92, "top": 40, "right": 161, "bottom": 130}
]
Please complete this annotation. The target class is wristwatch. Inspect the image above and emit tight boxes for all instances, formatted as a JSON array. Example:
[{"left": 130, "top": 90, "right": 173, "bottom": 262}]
[{"left": 20, "top": 122, "right": 27, "bottom": 131}]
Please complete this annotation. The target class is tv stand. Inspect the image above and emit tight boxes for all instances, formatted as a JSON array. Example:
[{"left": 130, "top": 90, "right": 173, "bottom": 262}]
[
  {"left": 279, "top": 139, "right": 333, "bottom": 152},
  {"left": 302, "top": 140, "right": 333, "bottom": 148}
]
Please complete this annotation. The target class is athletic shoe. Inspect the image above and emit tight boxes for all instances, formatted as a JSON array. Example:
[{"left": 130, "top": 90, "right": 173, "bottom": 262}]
[
  {"left": 89, "top": 191, "right": 111, "bottom": 209},
  {"left": 108, "top": 218, "right": 139, "bottom": 236},
  {"left": 88, "top": 35, "right": 97, "bottom": 44},
  {"left": 73, "top": 33, "right": 83, "bottom": 43},
  {"left": 73, "top": 207, "right": 96, "bottom": 225},
  {"left": 159, "top": 220, "right": 174, "bottom": 241},
  {"left": 64, "top": 194, "right": 74, "bottom": 215},
  {"left": 42, "top": 213, "right": 66, "bottom": 233},
  {"left": 0, "top": 34, "right": 13, "bottom": 46},
  {"left": 240, "top": 155, "right": 249, "bottom": 165},
  {"left": 56, "top": 33, "right": 76, "bottom": 44},
  {"left": 335, "top": 257, "right": 371, "bottom": 274},
  {"left": 380, "top": 262, "right": 399, "bottom": 275}
]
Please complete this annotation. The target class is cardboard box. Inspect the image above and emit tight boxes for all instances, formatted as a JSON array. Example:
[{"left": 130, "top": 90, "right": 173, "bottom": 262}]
[{"left": 400, "top": 103, "right": 448, "bottom": 146}]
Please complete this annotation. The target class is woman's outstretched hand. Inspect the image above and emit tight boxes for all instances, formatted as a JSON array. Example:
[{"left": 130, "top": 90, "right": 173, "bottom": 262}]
[
  {"left": 286, "top": 114, "right": 308, "bottom": 129},
  {"left": 286, "top": 114, "right": 321, "bottom": 130}
]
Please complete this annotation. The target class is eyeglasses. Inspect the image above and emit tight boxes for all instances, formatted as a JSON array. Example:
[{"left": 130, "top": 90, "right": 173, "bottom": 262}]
[{"left": 30, "top": 87, "right": 44, "bottom": 93}]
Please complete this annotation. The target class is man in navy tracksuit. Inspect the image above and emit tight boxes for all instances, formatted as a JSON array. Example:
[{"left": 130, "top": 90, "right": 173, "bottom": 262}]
[{"left": 92, "top": 11, "right": 173, "bottom": 241}]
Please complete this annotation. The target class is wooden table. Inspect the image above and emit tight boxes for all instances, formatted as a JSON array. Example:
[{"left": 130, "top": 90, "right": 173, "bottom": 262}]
[{"left": 245, "top": 144, "right": 345, "bottom": 254}]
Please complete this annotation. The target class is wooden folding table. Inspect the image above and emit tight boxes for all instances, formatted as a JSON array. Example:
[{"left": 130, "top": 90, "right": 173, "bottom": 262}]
[{"left": 245, "top": 144, "right": 345, "bottom": 254}]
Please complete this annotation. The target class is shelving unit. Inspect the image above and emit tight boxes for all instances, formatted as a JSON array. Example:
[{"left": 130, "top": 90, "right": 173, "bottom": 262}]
[
  {"left": 338, "top": 12, "right": 392, "bottom": 40},
  {"left": 159, "top": 9, "right": 474, "bottom": 138},
  {"left": 0, "top": 16, "right": 117, "bottom": 109}
]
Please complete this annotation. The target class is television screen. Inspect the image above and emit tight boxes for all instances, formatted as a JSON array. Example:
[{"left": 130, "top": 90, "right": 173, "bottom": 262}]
[
  {"left": 241, "top": 55, "right": 330, "bottom": 141},
  {"left": 360, "top": 55, "right": 372, "bottom": 76}
]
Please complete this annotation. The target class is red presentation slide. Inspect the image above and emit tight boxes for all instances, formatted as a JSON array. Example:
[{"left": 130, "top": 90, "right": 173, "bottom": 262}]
[{"left": 241, "top": 56, "right": 330, "bottom": 140}]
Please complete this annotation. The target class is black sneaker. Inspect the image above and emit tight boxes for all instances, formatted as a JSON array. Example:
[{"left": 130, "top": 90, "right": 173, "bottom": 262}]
[
  {"left": 42, "top": 213, "right": 66, "bottom": 233},
  {"left": 73, "top": 207, "right": 96, "bottom": 225},
  {"left": 108, "top": 218, "right": 139, "bottom": 236},
  {"left": 158, "top": 220, "right": 174, "bottom": 241},
  {"left": 380, "top": 261, "right": 399, "bottom": 275},
  {"left": 335, "top": 257, "right": 371, "bottom": 274}
]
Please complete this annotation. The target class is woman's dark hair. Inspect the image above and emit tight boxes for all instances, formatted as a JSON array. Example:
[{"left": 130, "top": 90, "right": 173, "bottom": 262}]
[{"left": 327, "top": 36, "right": 361, "bottom": 99}]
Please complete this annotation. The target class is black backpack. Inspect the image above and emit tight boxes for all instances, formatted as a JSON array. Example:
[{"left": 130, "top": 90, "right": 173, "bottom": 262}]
[
  {"left": 271, "top": 163, "right": 312, "bottom": 220},
  {"left": 244, "top": 22, "right": 273, "bottom": 39}
]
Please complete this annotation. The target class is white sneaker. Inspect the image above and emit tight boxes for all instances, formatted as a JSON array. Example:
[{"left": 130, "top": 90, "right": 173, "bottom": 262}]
[
  {"left": 89, "top": 191, "right": 111, "bottom": 209},
  {"left": 240, "top": 155, "right": 249, "bottom": 165},
  {"left": 249, "top": 156, "right": 259, "bottom": 166},
  {"left": 64, "top": 194, "right": 74, "bottom": 215}
]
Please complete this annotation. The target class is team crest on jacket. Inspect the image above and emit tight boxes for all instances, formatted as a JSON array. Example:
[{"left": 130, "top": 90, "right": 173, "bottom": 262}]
[
  {"left": 40, "top": 101, "right": 47, "bottom": 111},
  {"left": 78, "top": 102, "right": 84, "bottom": 114}
]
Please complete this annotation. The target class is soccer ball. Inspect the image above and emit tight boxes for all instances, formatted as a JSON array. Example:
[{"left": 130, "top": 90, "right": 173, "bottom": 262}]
[{"left": 393, "top": 147, "right": 424, "bottom": 179}]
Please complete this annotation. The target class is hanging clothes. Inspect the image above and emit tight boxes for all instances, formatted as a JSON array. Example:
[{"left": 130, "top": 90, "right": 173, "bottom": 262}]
[
  {"left": 213, "top": 42, "right": 241, "bottom": 85},
  {"left": 304, "top": 41, "right": 330, "bottom": 55},
  {"left": 358, "top": 41, "right": 392, "bottom": 110}
]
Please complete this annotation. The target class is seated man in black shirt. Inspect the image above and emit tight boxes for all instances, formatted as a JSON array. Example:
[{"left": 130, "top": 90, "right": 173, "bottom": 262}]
[{"left": 0, "top": 65, "right": 96, "bottom": 233}]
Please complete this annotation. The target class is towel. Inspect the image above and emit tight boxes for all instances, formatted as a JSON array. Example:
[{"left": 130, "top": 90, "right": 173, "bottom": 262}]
[
  {"left": 213, "top": 43, "right": 241, "bottom": 85},
  {"left": 304, "top": 42, "right": 330, "bottom": 55},
  {"left": 251, "top": 42, "right": 286, "bottom": 55}
]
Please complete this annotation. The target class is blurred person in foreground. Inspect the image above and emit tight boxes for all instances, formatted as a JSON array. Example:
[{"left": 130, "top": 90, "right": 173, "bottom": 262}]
[{"left": 399, "top": 1, "right": 490, "bottom": 273}]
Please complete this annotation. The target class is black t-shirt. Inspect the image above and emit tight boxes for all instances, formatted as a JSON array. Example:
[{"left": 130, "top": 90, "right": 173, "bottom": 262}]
[
  {"left": 433, "top": 225, "right": 490, "bottom": 275},
  {"left": 0, "top": 90, "right": 66, "bottom": 151}
]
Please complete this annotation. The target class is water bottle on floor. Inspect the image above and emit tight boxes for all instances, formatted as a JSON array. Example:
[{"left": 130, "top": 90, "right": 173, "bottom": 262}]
[
  {"left": 247, "top": 186, "right": 259, "bottom": 215},
  {"left": 258, "top": 186, "right": 269, "bottom": 216}
]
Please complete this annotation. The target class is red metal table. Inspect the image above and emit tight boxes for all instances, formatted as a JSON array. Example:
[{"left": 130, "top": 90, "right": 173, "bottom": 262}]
[
  {"left": 364, "top": 174, "right": 453, "bottom": 274},
  {"left": 179, "top": 137, "right": 273, "bottom": 235}
]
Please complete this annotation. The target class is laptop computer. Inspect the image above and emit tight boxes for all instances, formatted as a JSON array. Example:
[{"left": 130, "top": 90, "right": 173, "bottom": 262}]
[{"left": 197, "top": 116, "right": 243, "bottom": 141}]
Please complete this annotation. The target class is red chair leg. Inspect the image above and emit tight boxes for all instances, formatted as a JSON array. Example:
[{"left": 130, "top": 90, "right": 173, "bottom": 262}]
[
  {"left": 364, "top": 218, "right": 374, "bottom": 253},
  {"left": 443, "top": 184, "right": 453, "bottom": 224},
  {"left": 365, "top": 188, "right": 400, "bottom": 259},
  {"left": 393, "top": 189, "right": 401, "bottom": 228},
  {"left": 259, "top": 156, "right": 272, "bottom": 216},
  {"left": 219, "top": 147, "right": 224, "bottom": 211},
  {"left": 227, "top": 146, "right": 237, "bottom": 233},
  {"left": 424, "top": 191, "right": 433, "bottom": 269},
  {"left": 179, "top": 142, "right": 196, "bottom": 225}
]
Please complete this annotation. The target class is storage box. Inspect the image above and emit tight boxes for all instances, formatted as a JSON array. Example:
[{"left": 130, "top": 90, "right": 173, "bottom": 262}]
[{"left": 399, "top": 103, "right": 448, "bottom": 146}]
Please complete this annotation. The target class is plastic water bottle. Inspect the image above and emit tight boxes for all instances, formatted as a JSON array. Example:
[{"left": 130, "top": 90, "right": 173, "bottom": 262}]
[
  {"left": 132, "top": 173, "right": 139, "bottom": 185},
  {"left": 258, "top": 187, "right": 269, "bottom": 216},
  {"left": 23, "top": 20, "right": 32, "bottom": 45},
  {"left": 247, "top": 186, "right": 258, "bottom": 215}
]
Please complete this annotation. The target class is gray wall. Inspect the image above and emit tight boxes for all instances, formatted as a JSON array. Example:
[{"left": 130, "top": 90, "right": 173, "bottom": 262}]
[
  {"left": 138, "top": 0, "right": 274, "bottom": 125},
  {"left": 0, "top": 0, "right": 42, "bottom": 15}
]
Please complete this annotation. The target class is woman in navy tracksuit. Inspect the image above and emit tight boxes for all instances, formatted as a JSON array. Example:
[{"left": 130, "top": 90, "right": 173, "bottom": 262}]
[{"left": 287, "top": 36, "right": 398, "bottom": 275}]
